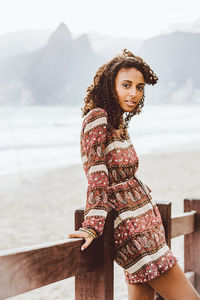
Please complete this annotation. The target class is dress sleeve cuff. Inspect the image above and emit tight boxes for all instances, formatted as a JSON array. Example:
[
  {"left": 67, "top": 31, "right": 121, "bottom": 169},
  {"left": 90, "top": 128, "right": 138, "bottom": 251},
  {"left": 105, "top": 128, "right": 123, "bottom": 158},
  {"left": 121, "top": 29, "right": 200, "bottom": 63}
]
[{"left": 82, "top": 216, "right": 106, "bottom": 236}]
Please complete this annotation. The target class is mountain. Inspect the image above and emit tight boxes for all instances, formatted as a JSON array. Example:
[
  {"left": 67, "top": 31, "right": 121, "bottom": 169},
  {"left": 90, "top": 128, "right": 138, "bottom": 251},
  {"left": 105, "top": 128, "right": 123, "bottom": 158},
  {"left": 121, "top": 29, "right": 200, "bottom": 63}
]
[
  {"left": 137, "top": 31, "right": 200, "bottom": 104},
  {"left": 0, "top": 29, "right": 51, "bottom": 61},
  {"left": 160, "top": 18, "right": 200, "bottom": 35},
  {"left": 88, "top": 31, "right": 143, "bottom": 59},
  {"left": 0, "top": 23, "right": 100, "bottom": 105},
  {"left": 139, "top": 31, "right": 200, "bottom": 86}
]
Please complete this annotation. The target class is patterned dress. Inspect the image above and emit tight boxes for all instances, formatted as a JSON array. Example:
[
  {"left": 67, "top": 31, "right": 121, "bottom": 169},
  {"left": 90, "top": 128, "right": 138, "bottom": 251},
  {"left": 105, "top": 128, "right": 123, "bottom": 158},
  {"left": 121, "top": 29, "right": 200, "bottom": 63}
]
[{"left": 80, "top": 107, "right": 178, "bottom": 284}]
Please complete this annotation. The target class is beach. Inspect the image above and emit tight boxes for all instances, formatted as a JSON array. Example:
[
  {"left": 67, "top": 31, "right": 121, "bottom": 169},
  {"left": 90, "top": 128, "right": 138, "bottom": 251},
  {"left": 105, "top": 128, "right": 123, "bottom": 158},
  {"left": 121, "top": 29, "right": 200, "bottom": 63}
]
[{"left": 1, "top": 145, "right": 200, "bottom": 299}]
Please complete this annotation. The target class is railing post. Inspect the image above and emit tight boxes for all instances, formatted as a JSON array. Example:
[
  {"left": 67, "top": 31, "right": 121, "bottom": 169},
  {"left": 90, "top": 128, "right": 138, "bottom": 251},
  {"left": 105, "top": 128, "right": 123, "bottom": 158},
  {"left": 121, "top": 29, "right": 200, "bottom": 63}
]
[
  {"left": 184, "top": 198, "right": 200, "bottom": 293},
  {"left": 156, "top": 202, "right": 172, "bottom": 248},
  {"left": 74, "top": 209, "right": 114, "bottom": 300},
  {"left": 156, "top": 202, "right": 172, "bottom": 300}
]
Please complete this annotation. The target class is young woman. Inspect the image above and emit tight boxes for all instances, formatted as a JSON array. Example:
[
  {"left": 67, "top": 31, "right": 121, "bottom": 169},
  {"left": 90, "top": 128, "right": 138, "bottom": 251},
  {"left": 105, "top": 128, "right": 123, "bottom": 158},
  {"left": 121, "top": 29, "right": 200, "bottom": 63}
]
[{"left": 68, "top": 49, "right": 200, "bottom": 300}]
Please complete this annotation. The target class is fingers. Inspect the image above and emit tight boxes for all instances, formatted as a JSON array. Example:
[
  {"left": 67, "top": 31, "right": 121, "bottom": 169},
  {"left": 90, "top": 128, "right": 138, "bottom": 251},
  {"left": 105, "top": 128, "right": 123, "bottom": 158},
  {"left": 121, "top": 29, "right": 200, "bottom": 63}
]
[
  {"left": 81, "top": 236, "right": 94, "bottom": 251},
  {"left": 68, "top": 231, "right": 87, "bottom": 239},
  {"left": 68, "top": 230, "right": 95, "bottom": 251}
]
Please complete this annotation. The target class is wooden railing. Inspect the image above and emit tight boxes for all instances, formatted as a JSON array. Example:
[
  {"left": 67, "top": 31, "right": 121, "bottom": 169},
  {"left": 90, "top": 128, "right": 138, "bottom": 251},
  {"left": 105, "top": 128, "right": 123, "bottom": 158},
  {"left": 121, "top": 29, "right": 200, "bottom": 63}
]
[
  {"left": 0, "top": 198, "right": 199, "bottom": 300},
  {"left": 155, "top": 198, "right": 200, "bottom": 300}
]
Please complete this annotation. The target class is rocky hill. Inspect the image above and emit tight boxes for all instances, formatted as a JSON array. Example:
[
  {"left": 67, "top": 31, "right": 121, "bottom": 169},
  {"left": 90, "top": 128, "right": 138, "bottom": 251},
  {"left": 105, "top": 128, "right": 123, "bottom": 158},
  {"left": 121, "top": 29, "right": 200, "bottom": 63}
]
[{"left": 0, "top": 23, "right": 100, "bottom": 105}]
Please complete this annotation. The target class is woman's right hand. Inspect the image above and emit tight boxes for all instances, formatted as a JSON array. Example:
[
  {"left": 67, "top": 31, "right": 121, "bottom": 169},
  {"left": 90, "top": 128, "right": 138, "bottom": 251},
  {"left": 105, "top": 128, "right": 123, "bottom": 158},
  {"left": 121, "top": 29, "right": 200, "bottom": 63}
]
[{"left": 68, "top": 230, "right": 95, "bottom": 251}]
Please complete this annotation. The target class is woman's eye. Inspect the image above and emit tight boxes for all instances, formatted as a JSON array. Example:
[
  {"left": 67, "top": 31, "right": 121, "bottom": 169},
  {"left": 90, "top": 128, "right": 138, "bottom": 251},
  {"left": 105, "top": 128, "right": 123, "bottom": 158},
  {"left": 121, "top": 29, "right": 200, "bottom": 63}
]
[
  {"left": 137, "top": 86, "right": 144, "bottom": 91},
  {"left": 122, "top": 83, "right": 130, "bottom": 88}
]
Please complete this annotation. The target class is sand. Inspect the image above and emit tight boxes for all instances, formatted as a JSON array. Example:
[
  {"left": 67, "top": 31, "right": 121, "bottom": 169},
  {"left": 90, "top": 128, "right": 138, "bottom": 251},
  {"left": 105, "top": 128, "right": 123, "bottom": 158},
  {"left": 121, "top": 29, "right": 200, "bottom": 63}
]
[{"left": 0, "top": 144, "right": 200, "bottom": 299}]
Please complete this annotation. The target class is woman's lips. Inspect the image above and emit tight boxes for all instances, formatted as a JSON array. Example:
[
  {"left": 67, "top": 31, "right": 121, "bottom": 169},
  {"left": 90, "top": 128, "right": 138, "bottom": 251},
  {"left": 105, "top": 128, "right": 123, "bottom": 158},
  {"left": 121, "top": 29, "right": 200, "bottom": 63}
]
[{"left": 125, "top": 100, "right": 137, "bottom": 107}]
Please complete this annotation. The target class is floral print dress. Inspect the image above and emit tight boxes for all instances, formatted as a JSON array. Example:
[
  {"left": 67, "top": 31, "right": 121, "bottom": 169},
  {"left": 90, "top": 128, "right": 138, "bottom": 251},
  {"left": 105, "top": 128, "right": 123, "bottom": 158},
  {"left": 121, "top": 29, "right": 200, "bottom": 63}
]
[{"left": 80, "top": 107, "right": 178, "bottom": 284}]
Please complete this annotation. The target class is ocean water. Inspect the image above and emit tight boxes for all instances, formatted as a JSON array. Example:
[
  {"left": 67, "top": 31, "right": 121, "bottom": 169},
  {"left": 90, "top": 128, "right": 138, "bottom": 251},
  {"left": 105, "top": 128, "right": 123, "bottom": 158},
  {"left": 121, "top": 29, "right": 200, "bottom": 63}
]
[{"left": 0, "top": 104, "right": 200, "bottom": 175}]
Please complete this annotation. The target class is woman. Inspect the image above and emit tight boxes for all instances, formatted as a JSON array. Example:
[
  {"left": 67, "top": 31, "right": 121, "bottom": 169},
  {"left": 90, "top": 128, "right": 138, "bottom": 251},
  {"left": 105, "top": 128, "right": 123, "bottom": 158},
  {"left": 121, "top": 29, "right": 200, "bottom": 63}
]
[{"left": 68, "top": 49, "right": 200, "bottom": 300}]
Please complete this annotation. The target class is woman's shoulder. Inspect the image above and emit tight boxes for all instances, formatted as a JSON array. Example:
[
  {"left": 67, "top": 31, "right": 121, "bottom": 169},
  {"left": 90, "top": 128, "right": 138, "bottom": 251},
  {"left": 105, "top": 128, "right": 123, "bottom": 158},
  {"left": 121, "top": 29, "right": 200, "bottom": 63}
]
[
  {"left": 83, "top": 107, "right": 108, "bottom": 124},
  {"left": 82, "top": 107, "right": 108, "bottom": 134}
]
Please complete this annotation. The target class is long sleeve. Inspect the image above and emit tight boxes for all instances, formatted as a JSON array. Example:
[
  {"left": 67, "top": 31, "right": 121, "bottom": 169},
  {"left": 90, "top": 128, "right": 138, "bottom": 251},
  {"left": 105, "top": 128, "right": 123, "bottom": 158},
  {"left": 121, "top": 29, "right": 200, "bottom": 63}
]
[{"left": 80, "top": 108, "right": 110, "bottom": 236}]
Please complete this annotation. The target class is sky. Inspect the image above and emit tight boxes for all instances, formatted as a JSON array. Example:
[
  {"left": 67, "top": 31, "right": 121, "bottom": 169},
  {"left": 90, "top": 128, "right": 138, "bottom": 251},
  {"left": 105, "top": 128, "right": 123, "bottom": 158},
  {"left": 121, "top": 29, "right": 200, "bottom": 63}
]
[{"left": 0, "top": 0, "right": 200, "bottom": 39}]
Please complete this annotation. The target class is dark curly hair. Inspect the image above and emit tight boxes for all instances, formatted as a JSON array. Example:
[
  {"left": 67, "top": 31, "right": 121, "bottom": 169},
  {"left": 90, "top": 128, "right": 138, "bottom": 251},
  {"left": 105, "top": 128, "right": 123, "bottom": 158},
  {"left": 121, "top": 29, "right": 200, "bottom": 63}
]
[{"left": 81, "top": 49, "right": 158, "bottom": 135}]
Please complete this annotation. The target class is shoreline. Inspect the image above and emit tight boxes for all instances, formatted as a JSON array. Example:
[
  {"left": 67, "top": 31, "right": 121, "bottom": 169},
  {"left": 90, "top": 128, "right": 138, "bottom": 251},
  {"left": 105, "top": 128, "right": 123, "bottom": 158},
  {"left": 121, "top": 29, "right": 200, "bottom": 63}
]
[
  {"left": 1, "top": 138, "right": 200, "bottom": 177},
  {"left": 1, "top": 144, "right": 200, "bottom": 207}
]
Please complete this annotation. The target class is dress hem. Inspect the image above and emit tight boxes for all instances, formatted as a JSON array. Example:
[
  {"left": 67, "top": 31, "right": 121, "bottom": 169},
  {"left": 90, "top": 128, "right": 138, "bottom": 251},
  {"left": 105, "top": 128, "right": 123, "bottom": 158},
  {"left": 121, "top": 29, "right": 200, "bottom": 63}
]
[{"left": 124, "top": 253, "right": 178, "bottom": 284}]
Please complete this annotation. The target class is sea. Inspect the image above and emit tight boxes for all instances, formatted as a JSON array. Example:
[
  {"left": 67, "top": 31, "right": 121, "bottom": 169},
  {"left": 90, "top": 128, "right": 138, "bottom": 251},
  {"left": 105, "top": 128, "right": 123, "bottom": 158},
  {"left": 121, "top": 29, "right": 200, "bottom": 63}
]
[{"left": 1, "top": 104, "right": 200, "bottom": 175}]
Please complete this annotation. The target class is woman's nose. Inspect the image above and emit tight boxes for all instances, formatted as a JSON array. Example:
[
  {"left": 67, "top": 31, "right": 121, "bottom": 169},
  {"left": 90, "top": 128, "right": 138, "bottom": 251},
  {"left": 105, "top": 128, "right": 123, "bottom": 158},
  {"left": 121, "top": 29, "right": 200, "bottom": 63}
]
[{"left": 129, "top": 87, "right": 136, "bottom": 97}]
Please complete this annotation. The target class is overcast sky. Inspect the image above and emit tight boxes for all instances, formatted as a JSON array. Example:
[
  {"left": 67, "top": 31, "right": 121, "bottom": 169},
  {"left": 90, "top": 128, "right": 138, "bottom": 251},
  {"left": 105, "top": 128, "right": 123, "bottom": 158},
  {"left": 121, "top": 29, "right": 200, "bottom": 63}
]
[{"left": 0, "top": 0, "right": 200, "bottom": 38}]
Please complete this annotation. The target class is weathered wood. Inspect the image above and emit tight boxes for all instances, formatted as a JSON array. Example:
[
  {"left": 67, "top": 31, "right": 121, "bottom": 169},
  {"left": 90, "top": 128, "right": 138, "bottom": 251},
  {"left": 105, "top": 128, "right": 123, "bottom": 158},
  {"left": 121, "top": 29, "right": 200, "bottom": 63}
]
[
  {"left": 171, "top": 211, "right": 196, "bottom": 238},
  {"left": 0, "top": 238, "right": 95, "bottom": 300},
  {"left": 184, "top": 199, "right": 200, "bottom": 293},
  {"left": 75, "top": 209, "right": 114, "bottom": 300},
  {"left": 1, "top": 200, "right": 199, "bottom": 300},
  {"left": 155, "top": 202, "right": 172, "bottom": 300},
  {"left": 154, "top": 202, "right": 174, "bottom": 300},
  {"left": 156, "top": 202, "right": 172, "bottom": 248},
  {"left": 156, "top": 294, "right": 165, "bottom": 300},
  {"left": 186, "top": 271, "right": 195, "bottom": 287}
]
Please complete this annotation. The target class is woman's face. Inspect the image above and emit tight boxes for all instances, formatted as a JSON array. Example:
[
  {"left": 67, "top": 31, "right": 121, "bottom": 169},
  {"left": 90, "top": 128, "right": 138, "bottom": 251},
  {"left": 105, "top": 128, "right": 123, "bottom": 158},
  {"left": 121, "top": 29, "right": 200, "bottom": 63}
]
[{"left": 115, "top": 67, "right": 145, "bottom": 113}]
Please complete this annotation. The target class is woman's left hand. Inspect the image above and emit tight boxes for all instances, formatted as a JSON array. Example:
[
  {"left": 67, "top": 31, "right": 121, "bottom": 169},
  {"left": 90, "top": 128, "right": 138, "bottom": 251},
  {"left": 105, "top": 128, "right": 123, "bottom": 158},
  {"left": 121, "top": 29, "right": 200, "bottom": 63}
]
[{"left": 68, "top": 230, "right": 95, "bottom": 251}]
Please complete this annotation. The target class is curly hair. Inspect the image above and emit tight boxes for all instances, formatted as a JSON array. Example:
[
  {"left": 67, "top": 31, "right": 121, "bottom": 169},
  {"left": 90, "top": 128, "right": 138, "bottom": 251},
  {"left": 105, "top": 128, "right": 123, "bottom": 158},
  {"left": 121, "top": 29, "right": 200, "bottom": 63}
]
[{"left": 81, "top": 49, "right": 158, "bottom": 134}]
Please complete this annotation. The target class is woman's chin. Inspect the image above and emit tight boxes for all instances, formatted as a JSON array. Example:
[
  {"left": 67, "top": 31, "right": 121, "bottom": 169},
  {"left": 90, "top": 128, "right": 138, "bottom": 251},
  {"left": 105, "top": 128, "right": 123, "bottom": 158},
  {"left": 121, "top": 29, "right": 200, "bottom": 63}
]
[{"left": 122, "top": 107, "right": 135, "bottom": 113}]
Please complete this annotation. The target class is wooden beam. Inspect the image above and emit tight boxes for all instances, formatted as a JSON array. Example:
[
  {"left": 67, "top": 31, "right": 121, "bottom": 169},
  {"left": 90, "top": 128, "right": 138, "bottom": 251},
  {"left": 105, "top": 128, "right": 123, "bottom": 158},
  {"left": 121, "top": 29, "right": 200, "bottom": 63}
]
[
  {"left": 75, "top": 209, "right": 114, "bottom": 300},
  {"left": 0, "top": 208, "right": 115, "bottom": 300},
  {"left": 171, "top": 211, "right": 196, "bottom": 238},
  {"left": 156, "top": 202, "right": 172, "bottom": 248},
  {"left": 0, "top": 238, "right": 98, "bottom": 300},
  {"left": 185, "top": 271, "right": 195, "bottom": 287},
  {"left": 156, "top": 202, "right": 172, "bottom": 300},
  {"left": 184, "top": 199, "right": 200, "bottom": 293}
]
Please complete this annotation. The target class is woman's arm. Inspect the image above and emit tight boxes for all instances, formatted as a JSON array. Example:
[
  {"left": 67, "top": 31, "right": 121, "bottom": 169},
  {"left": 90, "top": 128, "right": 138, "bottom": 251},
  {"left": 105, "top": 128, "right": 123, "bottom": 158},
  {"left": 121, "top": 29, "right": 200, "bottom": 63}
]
[
  {"left": 68, "top": 108, "right": 110, "bottom": 250},
  {"left": 81, "top": 108, "right": 110, "bottom": 237}
]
